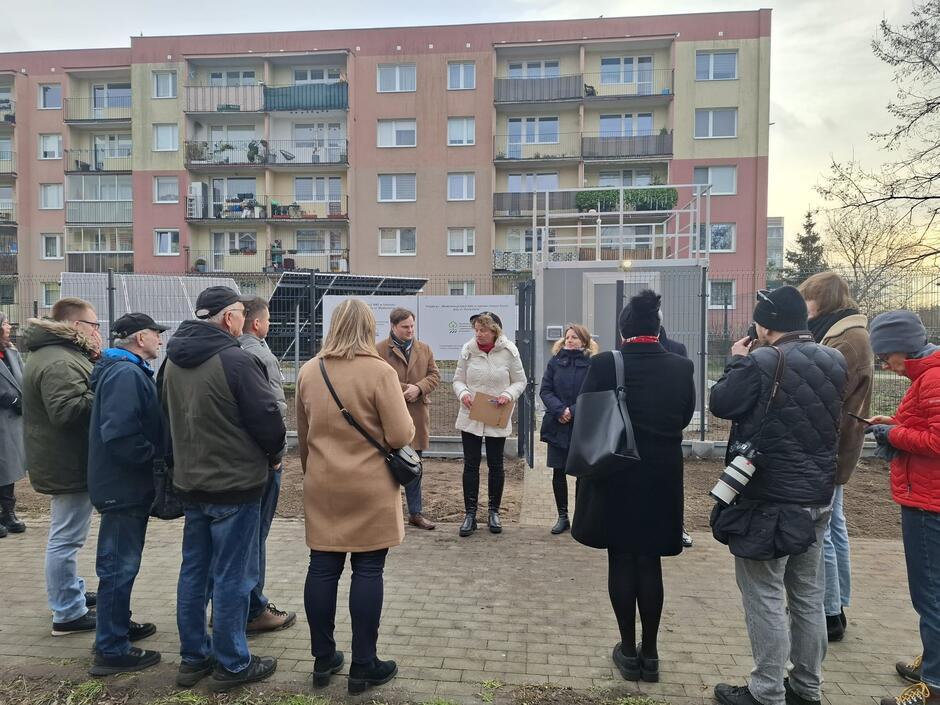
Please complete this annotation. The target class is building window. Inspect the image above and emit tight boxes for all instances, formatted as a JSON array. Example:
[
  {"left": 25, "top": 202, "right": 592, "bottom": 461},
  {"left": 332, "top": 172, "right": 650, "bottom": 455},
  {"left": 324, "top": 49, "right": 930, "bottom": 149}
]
[
  {"left": 293, "top": 67, "right": 342, "bottom": 85},
  {"left": 209, "top": 70, "right": 256, "bottom": 86},
  {"left": 295, "top": 176, "right": 342, "bottom": 202},
  {"left": 508, "top": 172, "right": 559, "bottom": 192},
  {"left": 153, "top": 123, "right": 179, "bottom": 151},
  {"left": 0, "top": 282, "right": 13, "bottom": 305},
  {"left": 693, "top": 166, "right": 737, "bottom": 195},
  {"left": 697, "top": 223, "right": 736, "bottom": 253},
  {"left": 600, "top": 56, "right": 653, "bottom": 88},
  {"left": 448, "top": 280, "right": 477, "bottom": 296},
  {"left": 93, "top": 133, "right": 132, "bottom": 158},
  {"left": 447, "top": 228, "right": 475, "bottom": 256},
  {"left": 377, "top": 174, "right": 417, "bottom": 202},
  {"left": 39, "top": 84, "right": 62, "bottom": 109},
  {"left": 67, "top": 174, "right": 133, "bottom": 201},
  {"left": 155, "top": 229, "right": 180, "bottom": 256},
  {"left": 67, "top": 226, "right": 134, "bottom": 253},
  {"left": 598, "top": 169, "right": 652, "bottom": 187},
  {"left": 507, "top": 60, "right": 560, "bottom": 79},
  {"left": 696, "top": 51, "right": 738, "bottom": 81},
  {"left": 40, "top": 183, "right": 64, "bottom": 210},
  {"left": 42, "top": 282, "right": 60, "bottom": 308},
  {"left": 39, "top": 134, "right": 62, "bottom": 160},
  {"left": 448, "top": 62, "right": 476, "bottom": 90},
  {"left": 377, "top": 64, "right": 416, "bottom": 93},
  {"left": 599, "top": 112, "right": 654, "bottom": 137},
  {"left": 379, "top": 227, "right": 416, "bottom": 256},
  {"left": 154, "top": 177, "right": 179, "bottom": 203},
  {"left": 447, "top": 173, "right": 475, "bottom": 201},
  {"left": 709, "top": 280, "right": 736, "bottom": 309},
  {"left": 508, "top": 116, "right": 559, "bottom": 144},
  {"left": 41, "top": 234, "right": 63, "bottom": 260},
  {"left": 694, "top": 109, "right": 738, "bottom": 139},
  {"left": 447, "top": 117, "right": 476, "bottom": 146},
  {"left": 377, "top": 119, "right": 416, "bottom": 148},
  {"left": 297, "top": 229, "right": 343, "bottom": 253},
  {"left": 153, "top": 71, "right": 177, "bottom": 98}
]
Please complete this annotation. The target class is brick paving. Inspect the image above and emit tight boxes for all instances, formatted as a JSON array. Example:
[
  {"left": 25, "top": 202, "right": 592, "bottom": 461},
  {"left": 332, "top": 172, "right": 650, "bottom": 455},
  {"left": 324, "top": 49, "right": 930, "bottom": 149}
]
[{"left": 0, "top": 457, "right": 922, "bottom": 705}]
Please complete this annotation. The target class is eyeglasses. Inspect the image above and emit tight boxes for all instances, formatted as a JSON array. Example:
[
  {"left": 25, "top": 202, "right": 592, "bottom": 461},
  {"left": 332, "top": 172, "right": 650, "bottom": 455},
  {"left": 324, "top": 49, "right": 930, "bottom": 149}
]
[
  {"left": 77, "top": 320, "right": 101, "bottom": 330},
  {"left": 756, "top": 290, "right": 776, "bottom": 308},
  {"left": 877, "top": 353, "right": 891, "bottom": 364}
]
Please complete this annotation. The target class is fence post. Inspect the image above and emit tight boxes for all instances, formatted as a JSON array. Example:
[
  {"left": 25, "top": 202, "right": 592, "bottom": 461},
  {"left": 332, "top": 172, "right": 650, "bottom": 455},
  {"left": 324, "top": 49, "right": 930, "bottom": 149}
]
[
  {"left": 107, "top": 268, "right": 116, "bottom": 344},
  {"left": 615, "top": 279, "right": 625, "bottom": 346},
  {"left": 32, "top": 300, "right": 38, "bottom": 319},
  {"left": 699, "top": 264, "right": 708, "bottom": 442},
  {"left": 308, "top": 270, "right": 318, "bottom": 357},
  {"left": 293, "top": 303, "right": 300, "bottom": 383}
]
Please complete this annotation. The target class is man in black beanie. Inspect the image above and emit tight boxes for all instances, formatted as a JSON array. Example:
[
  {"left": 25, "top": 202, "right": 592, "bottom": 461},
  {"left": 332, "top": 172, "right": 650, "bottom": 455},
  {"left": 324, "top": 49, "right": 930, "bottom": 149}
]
[{"left": 709, "top": 285, "right": 848, "bottom": 705}]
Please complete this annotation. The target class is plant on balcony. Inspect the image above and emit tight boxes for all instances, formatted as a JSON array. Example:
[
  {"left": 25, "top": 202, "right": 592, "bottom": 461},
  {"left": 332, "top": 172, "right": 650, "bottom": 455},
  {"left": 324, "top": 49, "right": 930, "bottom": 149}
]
[
  {"left": 624, "top": 186, "right": 679, "bottom": 211},
  {"left": 186, "top": 141, "right": 210, "bottom": 162},
  {"left": 575, "top": 189, "right": 619, "bottom": 212}
]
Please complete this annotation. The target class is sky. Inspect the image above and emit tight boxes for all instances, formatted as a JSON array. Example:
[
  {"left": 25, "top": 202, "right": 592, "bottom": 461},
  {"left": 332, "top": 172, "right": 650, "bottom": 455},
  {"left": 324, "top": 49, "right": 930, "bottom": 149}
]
[{"left": 0, "top": 0, "right": 913, "bottom": 245}]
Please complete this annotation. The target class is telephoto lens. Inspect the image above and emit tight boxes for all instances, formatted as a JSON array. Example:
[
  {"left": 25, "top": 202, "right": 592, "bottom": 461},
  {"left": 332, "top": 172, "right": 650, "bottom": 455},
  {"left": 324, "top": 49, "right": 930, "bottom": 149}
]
[{"left": 710, "top": 454, "right": 758, "bottom": 505}]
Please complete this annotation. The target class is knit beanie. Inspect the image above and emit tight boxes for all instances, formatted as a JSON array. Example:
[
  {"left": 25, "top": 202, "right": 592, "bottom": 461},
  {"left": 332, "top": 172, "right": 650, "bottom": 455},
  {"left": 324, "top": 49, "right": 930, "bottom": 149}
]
[
  {"left": 869, "top": 310, "right": 927, "bottom": 355},
  {"left": 619, "top": 290, "right": 662, "bottom": 339},
  {"left": 752, "top": 285, "right": 807, "bottom": 333}
]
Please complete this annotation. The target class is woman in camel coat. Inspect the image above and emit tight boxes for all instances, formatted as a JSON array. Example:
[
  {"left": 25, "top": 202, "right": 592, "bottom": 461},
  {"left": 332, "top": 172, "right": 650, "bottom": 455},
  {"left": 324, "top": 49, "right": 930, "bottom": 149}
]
[{"left": 296, "top": 298, "right": 415, "bottom": 694}]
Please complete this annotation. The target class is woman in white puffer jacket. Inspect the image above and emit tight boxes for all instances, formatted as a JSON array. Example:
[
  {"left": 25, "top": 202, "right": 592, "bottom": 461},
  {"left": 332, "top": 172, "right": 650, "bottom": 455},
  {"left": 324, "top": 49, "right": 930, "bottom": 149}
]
[{"left": 453, "top": 312, "right": 527, "bottom": 537}]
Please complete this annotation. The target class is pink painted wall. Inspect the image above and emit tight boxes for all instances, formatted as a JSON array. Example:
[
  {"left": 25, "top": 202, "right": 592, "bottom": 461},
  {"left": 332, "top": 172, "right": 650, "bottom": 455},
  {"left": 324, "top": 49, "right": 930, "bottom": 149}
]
[{"left": 131, "top": 170, "right": 189, "bottom": 273}]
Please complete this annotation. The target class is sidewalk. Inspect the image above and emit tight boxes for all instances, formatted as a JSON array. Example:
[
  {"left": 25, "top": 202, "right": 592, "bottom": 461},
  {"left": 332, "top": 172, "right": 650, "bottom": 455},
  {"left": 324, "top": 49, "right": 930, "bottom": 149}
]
[{"left": 0, "top": 465, "right": 920, "bottom": 705}]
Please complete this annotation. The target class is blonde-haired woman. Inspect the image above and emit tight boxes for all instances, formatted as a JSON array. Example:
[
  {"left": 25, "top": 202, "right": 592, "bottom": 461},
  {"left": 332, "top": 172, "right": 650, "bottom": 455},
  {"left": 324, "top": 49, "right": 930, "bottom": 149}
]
[
  {"left": 539, "top": 324, "right": 597, "bottom": 534},
  {"left": 453, "top": 312, "right": 527, "bottom": 537},
  {"left": 296, "top": 298, "right": 415, "bottom": 695}
]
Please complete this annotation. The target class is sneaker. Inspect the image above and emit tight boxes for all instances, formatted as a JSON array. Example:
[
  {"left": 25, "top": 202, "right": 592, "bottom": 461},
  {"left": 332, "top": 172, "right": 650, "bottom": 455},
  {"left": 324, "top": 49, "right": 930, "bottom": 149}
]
[
  {"left": 246, "top": 603, "right": 297, "bottom": 635},
  {"left": 347, "top": 657, "right": 397, "bottom": 695},
  {"left": 826, "top": 613, "right": 845, "bottom": 641},
  {"left": 880, "top": 683, "right": 939, "bottom": 705},
  {"left": 714, "top": 683, "right": 762, "bottom": 705},
  {"left": 784, "top": 677, "right": 821, "bottom": 705},
  {"left": 85, "top": 592, "right": 97, "bottom": 608},
  {"left": 129, "top": 620, "right": 156, "bottom": 642},
  {"left": 89, "top": 647, "right": 161, "bottom": 677},
  {"left": 52, "top": 612, "right": 96, "bottom": 636},
  {"left": 611, "top": 642, "right": 640, "bottom": 681},
  {"left": 897, "top": 655, "right": 924, "bottom": 684},
  {"left": 176, "top": 656, "right": 217, "bottom": 688},
  {"left": 207, "top": 654, "right": 277, "bottom": 693},
  {"left": 682, "top": 530, "right": 693, "bottom": 548},
  {"left": 313, "top": 650, "right": 344, "bottom": 687}
]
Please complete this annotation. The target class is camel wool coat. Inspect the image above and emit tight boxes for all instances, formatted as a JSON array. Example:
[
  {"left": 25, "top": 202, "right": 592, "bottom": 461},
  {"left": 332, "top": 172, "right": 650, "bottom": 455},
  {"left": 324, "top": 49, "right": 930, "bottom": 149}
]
[
  {"left": 375, "top": 337, "right": 440, "bottom": 450},
  {"left": 297, "top": 352, "right": 415, "bottom": 552}
]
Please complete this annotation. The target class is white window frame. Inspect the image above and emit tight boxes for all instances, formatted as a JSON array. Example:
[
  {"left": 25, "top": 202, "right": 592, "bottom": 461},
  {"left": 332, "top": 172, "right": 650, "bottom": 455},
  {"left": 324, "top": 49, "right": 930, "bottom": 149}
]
[
  {"left": 208, "top": 70, "right": 257, "bottom": 87},
  {"left": 598, "top": 112, "right": 654, "bottom": 137},
  {"left": 154, "top": 229, "right": 181, "bottom": 256},
  {"left": 152, "top": 71, "right": 177, "bottom": 99},
  {"left": 41, "top": 282, "right": 61, "bottom": 308},
  {"left": 708, "top": 280, "right": 737, "bottom": 310},
  {"left": 39, "top": 83, "right": 62, "bottom": 109},
  {"left": 153, "top": 123, "right": 179, "bottom": 152},
  {"left": 67, "top": 174, "right": 133, "bottom": 202},
  {"left": 597, "top": 169, "right": 653, "bottom": 188},
  {"left": 153, "top": 176, "right": 179, "bottom": 203},
  {"left": 293, "top": 67, "right": 342, "bottom": 85},
  {"left": 41, "top": 234, "right": 63, "bottom": 261},
  {"left": 448, "top": 62, "right": 476, "bottom": 90},
  {"left": 507, "top": 172, "right": 559, "bottom": 192},
  {"left": 508, "top": 116, "right": 560, "bottom": 145},
  {"left": 599, "top": 56, "right": 653, "bottom": 85},
  {"left": 696, "top": 51, "right": 738, "bottom": 81},
  {"left": 447, "top": 117, "right": 476, "bottom": 146},
  {"left": 378, "top": 227, "right": 416, "bottom": 256},
  {"left": 377, "top": 174, "right": 417, "bottom": 203},
  {"left": 294, "top": 176, "right": 342, "bottom": 203},
  {"left": 447, "top": 228, "right": 475, "bottom": 256},
  {"left": 39, "top": 183, "right": 64, "bottom": 210},
  {"left": 376, "top": 64, "right": 416, "bottom": 93},
  {"left": 447, "top": 173, "right": 476, "bottom": 201},
  {"left": 697, "top": 223, "right": 736, "bottom": 253},
  {"left": 693, "top": 165, "right": 737, "bottom": 195},
  {"left": 448, "top": 280, "right": 477, "bottom": 296},
  {"left": 507, "top": 60, "right": 560, "bottom": 79},
  {"left": 39, "top": 134, "right": 62, "bottom": 160},
  {"left": 377, "top": 119, "right": 417, "bottom": 148},
  {"left": 694, "top": 108, "right": 738, "bottom": 139}
]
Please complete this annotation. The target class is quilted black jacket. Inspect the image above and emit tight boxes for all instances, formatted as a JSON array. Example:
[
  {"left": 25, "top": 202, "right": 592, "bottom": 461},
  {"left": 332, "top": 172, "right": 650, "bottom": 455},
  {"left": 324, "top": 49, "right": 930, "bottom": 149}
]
[{"left": 710, "top": 331, "right": 847, "bottom": 506}]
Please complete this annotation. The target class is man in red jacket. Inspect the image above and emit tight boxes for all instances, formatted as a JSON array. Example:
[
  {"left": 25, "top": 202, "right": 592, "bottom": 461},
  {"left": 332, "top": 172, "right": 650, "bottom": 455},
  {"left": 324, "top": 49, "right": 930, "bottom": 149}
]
[{"left": 867, "top": 310, "right": 940, "bottom": 705}]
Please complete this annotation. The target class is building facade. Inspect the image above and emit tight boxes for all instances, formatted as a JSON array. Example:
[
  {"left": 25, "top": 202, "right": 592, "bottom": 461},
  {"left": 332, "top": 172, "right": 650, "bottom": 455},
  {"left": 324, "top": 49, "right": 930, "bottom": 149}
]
[{"left": 0, "top": 10, "right": 770, "bottom": 312}]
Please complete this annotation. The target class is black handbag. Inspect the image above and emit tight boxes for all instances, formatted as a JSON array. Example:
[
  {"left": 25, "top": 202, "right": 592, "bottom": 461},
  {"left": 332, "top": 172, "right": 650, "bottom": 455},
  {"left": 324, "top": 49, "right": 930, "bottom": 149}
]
[
  {"left": 565, "top": 351, "right": 640, "bottom": 479},
  {"left": 320, "top": 359, "right": 422, "bottom": 487}
]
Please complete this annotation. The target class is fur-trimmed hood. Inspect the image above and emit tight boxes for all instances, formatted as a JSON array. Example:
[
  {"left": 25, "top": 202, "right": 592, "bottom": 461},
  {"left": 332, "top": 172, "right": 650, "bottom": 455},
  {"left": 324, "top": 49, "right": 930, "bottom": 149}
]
[{"left": 20, "top": 318, "right": 98, "bottom": 358}]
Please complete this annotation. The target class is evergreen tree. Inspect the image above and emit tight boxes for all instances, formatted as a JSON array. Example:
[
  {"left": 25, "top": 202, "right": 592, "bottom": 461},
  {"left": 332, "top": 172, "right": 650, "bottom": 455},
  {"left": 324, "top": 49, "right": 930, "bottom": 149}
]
[{"left": 783, "top": 210, "right": 828, "bottom": 285}]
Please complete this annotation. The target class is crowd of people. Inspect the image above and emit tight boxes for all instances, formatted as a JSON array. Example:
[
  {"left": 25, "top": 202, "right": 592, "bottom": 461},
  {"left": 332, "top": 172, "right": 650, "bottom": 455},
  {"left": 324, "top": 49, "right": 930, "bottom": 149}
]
[{"left": 0, "top": 271, "right": 936, "bottom": 705}]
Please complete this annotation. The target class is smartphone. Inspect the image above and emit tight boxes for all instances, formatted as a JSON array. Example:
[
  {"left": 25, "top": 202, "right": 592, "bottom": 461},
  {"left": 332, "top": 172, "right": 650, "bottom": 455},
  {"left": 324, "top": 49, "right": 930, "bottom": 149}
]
[
  {"left": 746, "top": 323, "right": 758, "bottom": 342},
  {"left": 847, "top": 412, "right": 870, "bottom": 424}
]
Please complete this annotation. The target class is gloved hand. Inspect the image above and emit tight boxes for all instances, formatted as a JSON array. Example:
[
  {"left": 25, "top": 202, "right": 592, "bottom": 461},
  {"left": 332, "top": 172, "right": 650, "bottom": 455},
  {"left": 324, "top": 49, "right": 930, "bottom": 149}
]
[{"left": 867, "top": 424, "right": 895, "bottom": 446}]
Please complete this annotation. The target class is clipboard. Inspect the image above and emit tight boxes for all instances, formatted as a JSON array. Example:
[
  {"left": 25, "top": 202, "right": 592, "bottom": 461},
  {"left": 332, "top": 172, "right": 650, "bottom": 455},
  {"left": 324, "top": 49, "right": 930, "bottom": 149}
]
[{"left": 468, "top": 392, "right": 514, "bottom": 427}]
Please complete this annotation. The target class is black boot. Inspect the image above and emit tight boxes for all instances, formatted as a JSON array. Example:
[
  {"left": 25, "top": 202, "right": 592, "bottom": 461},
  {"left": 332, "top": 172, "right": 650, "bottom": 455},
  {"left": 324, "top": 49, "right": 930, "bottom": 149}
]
[
  {"left": 826, "top": 613, "right": 845, "bottom": 642},
  {"left": 460, "top": 464, "right": 479, "bottom": 537},
  {"left": 488, "top": 464, "right": 504, "bottom": 534},
  {"left": 488, "top": 510, "right": 502, "bottom": 534},
  {"left": 0, "top": 506, "right": 25, "bottom": 534},
  {"left": 459, "top": 512, "right": 477, "bottom": 537},
  {"left": 348, "top": 658, "right": 398, "bottom": 695},
  {"left": 0, "top": 523, "right": 7, "bottom": 539},
  {"left": 551, "top": 511, "right": 570, "bottom": 534}
]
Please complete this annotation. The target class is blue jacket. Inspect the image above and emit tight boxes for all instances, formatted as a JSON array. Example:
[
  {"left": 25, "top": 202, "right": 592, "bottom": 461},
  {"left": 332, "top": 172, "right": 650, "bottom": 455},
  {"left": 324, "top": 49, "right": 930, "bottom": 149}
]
[
  {"left": 539, "top": 348, "right": 591, "bottom": 449},
  {"left": 88, "top": 348, "right": 166, "bottom": 513}
]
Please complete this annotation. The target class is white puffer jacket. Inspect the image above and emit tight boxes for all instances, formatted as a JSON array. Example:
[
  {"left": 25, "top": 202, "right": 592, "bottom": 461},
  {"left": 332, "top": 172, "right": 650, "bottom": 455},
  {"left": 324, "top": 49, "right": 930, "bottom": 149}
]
[{"left": 453, "top": 335, "right": 527, "bottom": 438}]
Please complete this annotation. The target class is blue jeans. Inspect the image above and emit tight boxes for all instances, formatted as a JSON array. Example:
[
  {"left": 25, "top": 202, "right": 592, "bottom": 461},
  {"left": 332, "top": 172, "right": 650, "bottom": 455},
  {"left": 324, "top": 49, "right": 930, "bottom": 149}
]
[
  {"left": 901, "top": 506, "right": 940, "bottom": 689},
  {"left": 94, "top": 509, "right": 149, "bottom": 657},
  {"left": 823, "top": 485, "right": 851, "bottom": 616},
  {"left": 248, "top": 470, "right": 281, "bottom": 620},
  {"left": 403, "top": 450, "right": 423, "bottom": 515},
  {"left": 177, "top": 501, "right": 260, "bottom": 673},
  {"left": 46, "top": 492, "right": 94, "bottom": 623}
]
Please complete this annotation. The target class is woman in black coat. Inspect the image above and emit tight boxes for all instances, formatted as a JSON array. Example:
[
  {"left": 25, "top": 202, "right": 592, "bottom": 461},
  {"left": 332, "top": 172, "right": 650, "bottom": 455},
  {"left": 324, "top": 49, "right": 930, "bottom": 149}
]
[
  {"left": 539, "top": 324, "right": 597, "bottom": 534},
  {"left": 571, "top": 290, "right": 695, "bottom": 684}
]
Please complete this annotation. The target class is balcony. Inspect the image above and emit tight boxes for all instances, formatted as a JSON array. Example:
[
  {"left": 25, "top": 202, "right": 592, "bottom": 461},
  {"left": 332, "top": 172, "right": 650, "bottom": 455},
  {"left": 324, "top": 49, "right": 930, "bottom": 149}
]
[
  {"left": 581, "top": 131, "right": 673, "bottom": 160},
  {"left": 0, "top": 253, "right": 15, "bottom": 275},
  {"left": 66, "top": 201, "right": 132, "bottom": 224},
  {"left": 0, "top": 98, "right": 14, "bottom": 125},
  {"left": 493, "top": 250, "right": 535, "bottom": 272},
  {"left": 184, "top": 139, "right": 348, "bottom": 168},
  {"left": 493, "top": 133, "right": 581, "bottom": 162},
  {"left": 0, "top": 150, "right": 14, "bottom": 176},
  {"left": 67, "top": 252, "right": 134, "bottom": 273},
  {"left": 494, "top": 75, "right": 583, "bottom": 104},
  {"left": 187, "top": 248, "right": 350, "bottom": 274},
  {"left": 186, "top": 194, "right": 349, "bottom": 222},
  {"left": 493, "top": 191, "right": 576, "bottom": 218},
  {"left": 583, "top": 69, "right": 674, "bottom": 101},
  {"left": 0, "top": 202, "right": 15, "bottom": 225},
  {"left": 64, "top": 97, "right": 132, "bottom": 123},
  {"left": 184, "top": 85, "right": 264, "bottom": 113},
  {"left": 263, "top": 82, "right": 348, "bottom": 111},
  {"left": 65, "top": 149, "right": 132, "bottom": 173}
]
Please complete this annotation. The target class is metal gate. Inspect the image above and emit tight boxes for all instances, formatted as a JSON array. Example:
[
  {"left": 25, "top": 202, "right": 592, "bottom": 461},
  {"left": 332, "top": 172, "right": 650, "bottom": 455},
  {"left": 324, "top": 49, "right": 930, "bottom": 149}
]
[{"left": 516, "top": 279, "right": 536, "bottom": 467}]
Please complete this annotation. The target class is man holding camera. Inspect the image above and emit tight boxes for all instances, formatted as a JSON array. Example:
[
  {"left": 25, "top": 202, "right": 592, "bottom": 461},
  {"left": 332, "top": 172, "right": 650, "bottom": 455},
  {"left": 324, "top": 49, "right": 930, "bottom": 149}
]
[{"left": 709, "top": 286, "right": 847, "bottom": 705}]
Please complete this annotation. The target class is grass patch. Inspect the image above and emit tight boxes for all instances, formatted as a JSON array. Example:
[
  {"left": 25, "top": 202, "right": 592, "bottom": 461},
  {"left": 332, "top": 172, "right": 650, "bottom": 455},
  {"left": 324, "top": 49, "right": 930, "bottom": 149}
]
[
  {"left": 614, "top": 698, "right": 667, "bottom": 705},
  {"left": 150, "top": 692, "right": 211, "bottom": 705},
  {"left": 480, "top": 680, "right": 505, "bottom": 703},
  {"left": 66, "top": 680, "right": 106, "bottom": 705}
]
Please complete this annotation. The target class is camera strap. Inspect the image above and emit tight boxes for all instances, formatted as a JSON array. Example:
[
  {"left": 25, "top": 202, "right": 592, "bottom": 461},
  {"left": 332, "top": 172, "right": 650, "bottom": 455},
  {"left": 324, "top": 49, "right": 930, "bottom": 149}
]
[{"left": 750, "top": 345, "right": 787, "bottom": 448}]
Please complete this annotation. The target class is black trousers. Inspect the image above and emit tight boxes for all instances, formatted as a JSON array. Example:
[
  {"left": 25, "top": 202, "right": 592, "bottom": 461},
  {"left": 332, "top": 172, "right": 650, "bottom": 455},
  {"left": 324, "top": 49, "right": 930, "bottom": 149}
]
[
  {"left": 460, "top": 432, "right": 505, "bottom": 513},
  {"left": 0, "top": 483, "right": 14, "bottom": 512}
]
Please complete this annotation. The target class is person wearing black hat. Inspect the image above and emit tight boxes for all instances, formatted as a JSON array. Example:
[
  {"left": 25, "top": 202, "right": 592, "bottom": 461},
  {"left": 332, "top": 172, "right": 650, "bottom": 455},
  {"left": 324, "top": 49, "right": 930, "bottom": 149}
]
[
  {"left": 710, "top": 285, "right": 848, "bottom": 705},
  {"left": 162, "top": 286, "right": 286, "bottom": 691},
  {"left": 87, "top": 313, "right": 168, "bottom": 676}
]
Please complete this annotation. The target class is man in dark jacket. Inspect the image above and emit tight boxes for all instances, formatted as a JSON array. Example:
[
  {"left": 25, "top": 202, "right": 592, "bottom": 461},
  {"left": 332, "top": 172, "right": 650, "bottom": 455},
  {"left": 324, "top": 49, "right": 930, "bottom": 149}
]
[
  {"left": 709, "top": 286, "right": 847, "bottom": 705},
  {"left": 87, "top": 313, "right": 167, "bottom": 677},
  {"left": 22, "top": 297, "right": 102, "bottom": 636},
  {"left": 163, "top": 286, "right": 285, "bottom": 692}
]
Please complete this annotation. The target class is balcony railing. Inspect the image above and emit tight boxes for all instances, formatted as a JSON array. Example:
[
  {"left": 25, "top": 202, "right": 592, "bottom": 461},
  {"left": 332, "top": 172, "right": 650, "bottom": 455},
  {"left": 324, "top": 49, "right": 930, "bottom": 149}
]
[
  {"left": 582, "top": 131, "right": 673, "bottom": 159},
  {"left": 0, "top": 202, "right": 15, "bottom": 225},
  {"left": 66, "top": 201, "right": 133, "bottom": 224},
  {"left": 184, "top": 139, "right": 348, "bottom": 167},
  {"left": 0, "top": 253, "right": 16, "bottom": 275},
  {"left": 494, "top": 75, "right": 583, "bottom": 103},
  {"left": 494, "top": 132, "right": 581, "bottom": 161},
  {"left": 64, "top": 97, "right": 132, "bottom": 122},
  {"left": 264, "top": 82, "right": 348, "bottom": 111},
  {"left": 67, "top": 252, "right": 134, "bottom": 273},
  {"left": 493, "top": 250, "right": 535, "bottom": 272},
  {"left": 583, "top": 69, "right": 674, "bottom": 99},
  {"left": 0, "top": 98, "right": 14, "bottom": 124},
  {"left": 186, "top": 194, "right": 349, "bottom": 221},
  {"left": 65, "top": 149, "right": 132, "bottom": 172},
  {"left": 185, "top": 84, "right": 264, "bottom": 113},
  {"left": 0, "top": 150, "right": 14, "bottom": 175},
  {"left": 493, "top": 191, "right": 577, "bottom": 217},
  {"left": 188, "top": 248, "right": 350, "bottom": 274}
]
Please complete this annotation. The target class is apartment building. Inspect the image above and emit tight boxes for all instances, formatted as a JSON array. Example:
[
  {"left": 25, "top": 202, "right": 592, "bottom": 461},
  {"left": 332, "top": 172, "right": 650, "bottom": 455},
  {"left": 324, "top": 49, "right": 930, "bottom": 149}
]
[{"left": 0, "top": 10, "right": 770, "bottom": 310}]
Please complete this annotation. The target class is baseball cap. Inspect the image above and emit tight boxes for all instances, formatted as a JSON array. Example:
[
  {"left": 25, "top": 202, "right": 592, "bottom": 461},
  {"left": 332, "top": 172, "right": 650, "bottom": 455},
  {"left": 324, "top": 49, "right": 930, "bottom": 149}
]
[
  {"left": 112, "top": 313, "right": 168, "bottom": 338},
  {"left": 194, "top": 286, "right": 253, "bottom": 320},
  {"left": 470, "top": 311, "right": 503, "bottom": 328}
]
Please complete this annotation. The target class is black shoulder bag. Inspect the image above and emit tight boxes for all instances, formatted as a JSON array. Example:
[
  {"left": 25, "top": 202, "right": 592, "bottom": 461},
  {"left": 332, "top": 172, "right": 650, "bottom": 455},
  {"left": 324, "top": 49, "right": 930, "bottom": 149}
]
[{"left": 319, "top": 358, "right": 422, "bottom": 487}]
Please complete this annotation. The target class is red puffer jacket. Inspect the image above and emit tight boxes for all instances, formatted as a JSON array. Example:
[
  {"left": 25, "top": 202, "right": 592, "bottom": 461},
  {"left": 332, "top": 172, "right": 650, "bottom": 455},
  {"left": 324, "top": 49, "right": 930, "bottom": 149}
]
[{"left": 886, "top": 350, "right": 940, "bottom": 512}]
